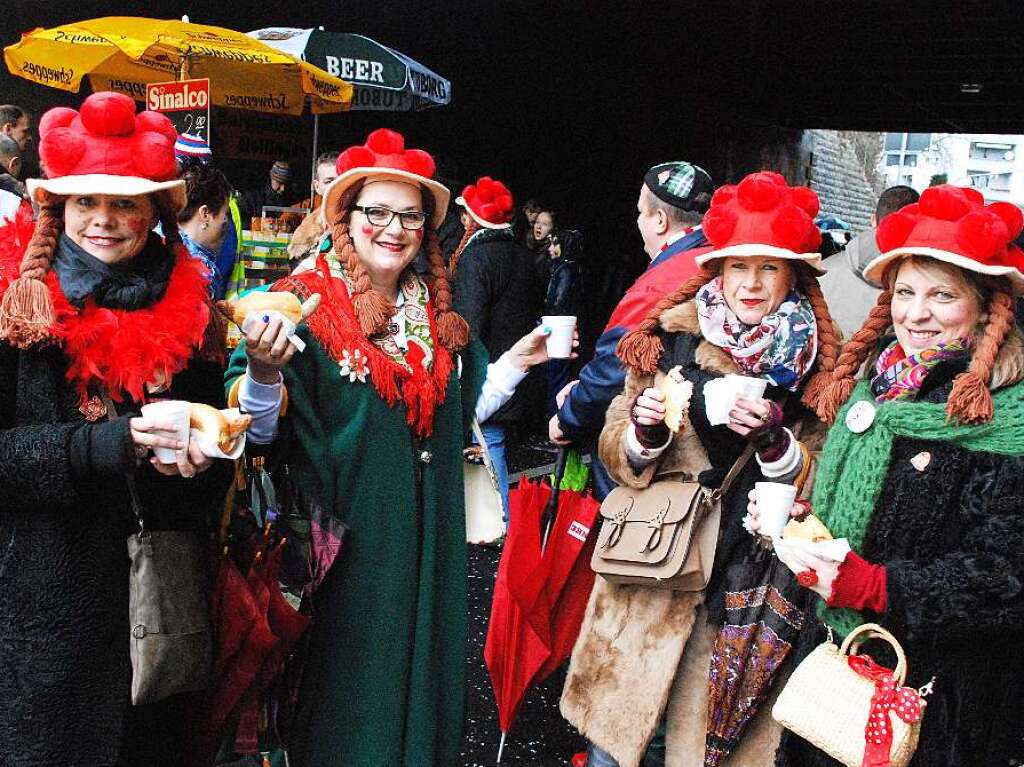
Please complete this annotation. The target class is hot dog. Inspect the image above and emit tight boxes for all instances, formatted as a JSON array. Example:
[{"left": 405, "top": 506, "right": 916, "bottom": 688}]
[{"left": 190, "top": 403, "right": 252, "bottom": 454}]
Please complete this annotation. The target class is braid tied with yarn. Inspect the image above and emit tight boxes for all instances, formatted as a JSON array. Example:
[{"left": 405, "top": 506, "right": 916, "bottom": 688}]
[
  {"left": 447, "top": 217, "right": 480, "bottom": 278},
  {"left": 946, "top": 287, "right": 1014, "bottom": 424}
]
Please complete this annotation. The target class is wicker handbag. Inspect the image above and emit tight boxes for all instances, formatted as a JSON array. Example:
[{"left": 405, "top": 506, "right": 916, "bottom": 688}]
[
  {"left": 772, "top": 623, "right": 927, "bottom": 767},
  {"left": 590, "top": 444, "right": 754, "bottom": 590}
]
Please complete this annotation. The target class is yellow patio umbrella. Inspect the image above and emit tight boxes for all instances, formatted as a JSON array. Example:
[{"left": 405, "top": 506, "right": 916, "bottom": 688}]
[{"left": 4, "top": 16, "right": 353, "bottom": 115}]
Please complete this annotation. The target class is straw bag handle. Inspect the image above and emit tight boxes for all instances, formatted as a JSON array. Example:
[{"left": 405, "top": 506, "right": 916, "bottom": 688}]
[{"left": 839, "top": 623, "right": 908, "bottom": 685}]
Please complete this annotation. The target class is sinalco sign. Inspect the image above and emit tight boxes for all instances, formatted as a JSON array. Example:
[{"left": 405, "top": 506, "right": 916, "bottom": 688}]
[{"left": 146, "top": 78, "right": 211, "bottom": 143}]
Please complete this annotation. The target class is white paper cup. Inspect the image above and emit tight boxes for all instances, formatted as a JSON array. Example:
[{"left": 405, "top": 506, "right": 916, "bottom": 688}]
[
  {"left": 755, "top": 481, "right": 798, "bottom": 538},
  {"left": 704, "top": 378, "right": 734, "bottom": 425},
  {"left": 542, "top": 315, "right": 576, "bottom": 359},
  {"left": 727, "top": 374, "right": 769, "bottom": 401},
  {"left": 140, "top": 400, "right": 192, "bottom": 464}
]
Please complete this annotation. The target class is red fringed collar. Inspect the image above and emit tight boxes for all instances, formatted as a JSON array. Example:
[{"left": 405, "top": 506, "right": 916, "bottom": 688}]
[
  {"left": 0, "top": 214, "right": 213, "bottom": 405},
  {"left": 273, "top": 261, "right": 455, "bottom": 438}
]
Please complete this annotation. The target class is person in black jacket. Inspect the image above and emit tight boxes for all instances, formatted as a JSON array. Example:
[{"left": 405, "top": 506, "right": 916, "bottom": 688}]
[
  {"left": 0, "top": 93, "right": 232, "bottom": 767},
  {"left": 452, "top": 176, "right": 544, "bottom": 522}
]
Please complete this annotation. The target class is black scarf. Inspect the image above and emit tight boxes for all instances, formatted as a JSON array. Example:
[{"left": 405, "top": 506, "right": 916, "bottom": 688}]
[{"left": 54, "top": 232, "right": 176, "bottom": 310}]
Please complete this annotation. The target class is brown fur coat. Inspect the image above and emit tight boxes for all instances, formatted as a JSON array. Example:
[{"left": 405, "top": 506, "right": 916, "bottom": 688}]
[{"left": 561, "top": 299, "right": 824, "bottom": 767}]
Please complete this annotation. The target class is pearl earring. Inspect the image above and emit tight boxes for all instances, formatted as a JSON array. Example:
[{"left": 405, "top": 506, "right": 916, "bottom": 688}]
[{"left": 201, "top": 221, "right": 209, "bottom": 230}]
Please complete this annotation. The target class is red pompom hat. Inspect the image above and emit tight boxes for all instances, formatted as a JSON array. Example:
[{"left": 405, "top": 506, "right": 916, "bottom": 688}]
[
  {"left": 694, "top": 171, "right": 824, "bottom": 272},
  {"left": 320, "top": 128, "right": 449, "bottom": 230},
  {"left": 864, "top": 184, "right": 1024, "bottom": 289},
  {"left": 455, "top": 176, "right": 514, "bottom": 229},
  {"left": 27, "top": 92, "right": 185, "bottom": 213}
]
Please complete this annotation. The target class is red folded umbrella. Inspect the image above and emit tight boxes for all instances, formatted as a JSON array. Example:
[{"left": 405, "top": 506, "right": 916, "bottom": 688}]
[{"left": 485, "top": 451, "right": 600, "bottom": 762}]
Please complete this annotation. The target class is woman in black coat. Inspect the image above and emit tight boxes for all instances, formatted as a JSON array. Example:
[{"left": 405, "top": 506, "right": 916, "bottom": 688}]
[
  {"left": 750, "top": 185, "right": 1024, "bottom": 766},
  {"left": 0, "top": 93, "right": 231, "bottom": 766}
]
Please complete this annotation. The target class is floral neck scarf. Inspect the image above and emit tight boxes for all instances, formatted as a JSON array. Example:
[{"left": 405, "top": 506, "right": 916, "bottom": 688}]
[
  {"left": 870, "top": 337, "right": 973, "bottom": 403},
  {"left": 324, "top": 249, "right": 435, "bottom": 373},
  {"left": 695, "top": 276, "right": 818, "bottom": 391}
]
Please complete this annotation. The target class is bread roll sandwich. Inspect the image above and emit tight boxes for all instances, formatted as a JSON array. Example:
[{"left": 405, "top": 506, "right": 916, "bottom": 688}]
[
  {"left": 782, "top": 514, "right": 833, "bottom": 543},
  {"left": 658, "top": 366, "right": 693, "bottom": 433},
  {"left": 220, "top": 291, "right": 321, "bottom": 329},
  {"left": 190, "top": 404, "right": 252, "bottom": 454}
]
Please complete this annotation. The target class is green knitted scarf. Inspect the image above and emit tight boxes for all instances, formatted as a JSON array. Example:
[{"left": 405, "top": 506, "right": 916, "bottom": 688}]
[{"left": 811, "top": 379, "right": 1024, "bottom": 635}]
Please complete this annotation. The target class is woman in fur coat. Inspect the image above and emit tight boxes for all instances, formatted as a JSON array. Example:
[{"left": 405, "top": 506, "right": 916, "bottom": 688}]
[
  {"left": 750, "top": 185, "right": 1024, "bottom": 767},
  {"left": 0, "top": 93, "right": 232, "bottom": 766},
  {"left": 560, "top": 172, "right": 840, "bottom": 767}
]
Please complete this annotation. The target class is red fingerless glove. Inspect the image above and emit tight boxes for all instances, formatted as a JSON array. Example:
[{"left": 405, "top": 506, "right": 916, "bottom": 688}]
[{"left": 827, "top": 551, "right": 888, "bottom": 614}]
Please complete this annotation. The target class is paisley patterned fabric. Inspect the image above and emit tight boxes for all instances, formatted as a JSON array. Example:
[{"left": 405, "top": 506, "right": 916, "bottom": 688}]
[{"left": 870, "top": 337, "right": 972, "bottom": 403}]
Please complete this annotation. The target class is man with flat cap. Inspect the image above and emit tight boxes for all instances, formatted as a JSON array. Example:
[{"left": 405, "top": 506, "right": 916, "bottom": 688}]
[{"left": 549, "top": 161, "right": 714, "bottom": 501}]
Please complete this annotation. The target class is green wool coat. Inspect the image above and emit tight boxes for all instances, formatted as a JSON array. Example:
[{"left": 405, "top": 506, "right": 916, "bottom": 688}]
[{"left": 226, "top": 322, "right": 487, "bottom": 767}]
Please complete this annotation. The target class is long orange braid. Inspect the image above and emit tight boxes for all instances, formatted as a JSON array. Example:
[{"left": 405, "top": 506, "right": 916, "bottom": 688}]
[
  {"left": 797, "top": 267, "right": 841, "bottom": 412},
  {"left": 946, "top": 287, "right": 1014, "bottom": 423},
  {"left": 425, "top": 229, "right": 469, "bottom": 351},
  {"left": 447, "top": 217, "right": 480, "bottom": 279},
  {"left": 0, "top": 191, "right": 62, "bottom": 347}
]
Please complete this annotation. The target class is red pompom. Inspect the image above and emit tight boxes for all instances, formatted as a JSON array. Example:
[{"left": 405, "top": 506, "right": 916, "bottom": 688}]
[
  {"left": 132, "top": 132, "right": 177, "bottom": 181},
  {"left": 476, "top": 183, "right": 495, "bottom": 203},
  {"left": 919, "top": 185, "right": 969, "bottom": 221},
  {"left": 39, "top": 127, "right": 86, "bottom": 177},
  {"left": 876, "top": 210, "right": 917, "bottom": 252},
  {"left": 702, "top": 206, "right": 737, "bottom": 246},
  {"left": 38, "top": 107, "right": 77, "bottom": 135},
  {"left": 789, "top": 186, "right": 820, "bottom": 218},
  {"left": 79, "top": 92, "right": 136, "bottom": 136},
  {"left": 336, "top": 146, "right": 376, "bottom": 174},
  {"left": 962, "top": 187, "right": 985, "bottom": 206},
  {"left": 737, "top": 173, "right": 782, "bottom": 211},
  {"left": 365, "top": 128, "right": 404, "bottom": 155},
  {"left": 495, "top": 193, "right": 514, "bottom": 214},
  {"left": 710, "top": 185, "right": 736, "bottom": 207},
  {"left": 771, "top": 205, "right": 816, "bottom": 251},
  {"left": 957, "top": 211, "right": 1005, "bottom": 264},
  {"left": 402, "top": 149, "right": 435, "bottom": 178},
  {"left": 988, "top": 202, "right": 1024, "bottom": 240},
  {"left": 135, "top": 111, "right": 177, "bottom": 143}
]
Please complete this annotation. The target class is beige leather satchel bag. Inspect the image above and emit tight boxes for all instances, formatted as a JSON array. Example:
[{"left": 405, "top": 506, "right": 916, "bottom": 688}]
[{"left": 591, "top": 444, "right": 754, "bottom": 590}]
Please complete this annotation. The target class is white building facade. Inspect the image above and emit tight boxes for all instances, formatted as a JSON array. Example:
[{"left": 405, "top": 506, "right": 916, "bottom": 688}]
[{"left": 881, "top": 132, "right": 1024, "bottom": 203}]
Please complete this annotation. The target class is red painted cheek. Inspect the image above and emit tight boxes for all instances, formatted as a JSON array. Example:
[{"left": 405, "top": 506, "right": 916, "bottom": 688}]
[
  {"left": 360, "top": 223, "right": 375, "bottom": 236},
  {"left": 413, "top": 229, "right": 424, "bottom": 241},
  {"left": 126, "top": 216, "right": 151, "bottom": 238}
]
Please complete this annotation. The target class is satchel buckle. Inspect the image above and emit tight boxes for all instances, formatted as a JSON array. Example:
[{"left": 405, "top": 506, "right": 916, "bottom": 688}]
[
  {"left": 603, "top": 497, "right": 634, "bottom": 549},
  {"left": 641, "top": 500, "right": 671, "bottom": 553},
  {"left": 132, "top": 624, "right": 148, "bottom": 639}
]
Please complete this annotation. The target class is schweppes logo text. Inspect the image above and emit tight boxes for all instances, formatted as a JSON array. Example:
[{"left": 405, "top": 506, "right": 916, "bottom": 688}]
[{"left": 22, "top": 61, "right": 73, "bottom": 85}]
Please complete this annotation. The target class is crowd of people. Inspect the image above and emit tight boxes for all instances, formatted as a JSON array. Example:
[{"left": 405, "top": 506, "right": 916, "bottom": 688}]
[{"left": 0, "top": 90, "right": 1022, "bottom": 767}]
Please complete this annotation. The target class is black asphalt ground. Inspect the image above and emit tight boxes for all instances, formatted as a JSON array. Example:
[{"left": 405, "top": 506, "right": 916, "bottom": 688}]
[{"left": 460, "top": 542, "right": 586, "bottom": 767}]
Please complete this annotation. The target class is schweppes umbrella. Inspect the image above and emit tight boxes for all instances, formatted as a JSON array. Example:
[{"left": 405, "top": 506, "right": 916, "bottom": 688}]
[{"left": 4, "top": 16, "right": 353, "bottom": 115}]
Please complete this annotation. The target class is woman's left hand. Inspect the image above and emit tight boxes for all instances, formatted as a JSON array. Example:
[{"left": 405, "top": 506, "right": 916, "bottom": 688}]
[
  {"left": 507, "top": 324, "right": 580, "bottom": 372},
  {"left": 148, "top": 436, "right": 214, "bottom": 479},
  {"left": 773, "top": 537, "right": 850, "bottom": 600},
  {"left": 727, "top": 395, "right": 773, "bottom": 437}
]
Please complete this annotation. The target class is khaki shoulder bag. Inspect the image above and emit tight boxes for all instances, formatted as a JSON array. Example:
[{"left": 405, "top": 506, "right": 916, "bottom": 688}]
[{"left": 591, "top": 443, "right": 755, "bottom": 590}]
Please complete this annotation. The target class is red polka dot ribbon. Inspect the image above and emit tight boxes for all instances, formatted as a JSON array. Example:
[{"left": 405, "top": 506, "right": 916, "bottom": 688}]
[{"left": 847, "top": 654, "right": 922, "bottom": 767}]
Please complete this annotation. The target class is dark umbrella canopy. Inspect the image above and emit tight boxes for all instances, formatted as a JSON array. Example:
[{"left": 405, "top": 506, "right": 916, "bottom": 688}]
[{"left": 248, "top": 28, "right": 451, "bottom": 111}]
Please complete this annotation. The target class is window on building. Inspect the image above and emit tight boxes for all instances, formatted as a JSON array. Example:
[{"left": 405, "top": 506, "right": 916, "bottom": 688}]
[
  {"left": 968, "top": 170, "right": 992, "bottom": 189},
  {"left": 885, "top": 133, "right": 904, "bottom": 151},
  {"left": 904, "top": 154, "right": 917, "bottom": 167},
  {"left": 969, "top": 142, "right": 1015, "bottom": 161},
  {"left": 905, "top": 133, "right": 932, "bottom": 151},
  {"left": 901, "top": 174, "right": 913, "bottom": 185},
  {"left": 991, "top": 172, "right": 1012, "bottom": 192},
  {"left": 886, "top": 153, "right": 901, "bottom": 167}
]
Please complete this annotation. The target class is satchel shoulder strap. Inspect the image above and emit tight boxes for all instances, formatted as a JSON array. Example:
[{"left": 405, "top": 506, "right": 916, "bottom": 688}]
[
  {"left": 99, "top": 389, "right": 147, "bottom": 533},
  {"left": 715, "top": 442, "right": 756, "bottom": 499}
]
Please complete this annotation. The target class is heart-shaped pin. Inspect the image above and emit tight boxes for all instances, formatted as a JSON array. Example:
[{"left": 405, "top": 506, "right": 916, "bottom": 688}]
[{"left": 911, "top": 451, "right": 931, "bottom": 471}]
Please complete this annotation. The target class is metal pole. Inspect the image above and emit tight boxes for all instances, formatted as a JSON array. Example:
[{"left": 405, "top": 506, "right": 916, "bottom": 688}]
[
  {"left": 310, "top": 112, "right": 320, "bottom": 207},
  {"left": 496, "top": 731, "right": 507, "bottom": 764}
]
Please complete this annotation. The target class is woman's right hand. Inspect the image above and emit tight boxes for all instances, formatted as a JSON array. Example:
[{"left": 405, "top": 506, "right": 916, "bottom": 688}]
[
  {"left": 245, "top": 316, "right": 298, "bottom": 384},
  {"left": 745, "top": 488, "right": 808, "bottom": 534},
  {"left": 633, "top": 387, "right": 666, "bottom": 426}
]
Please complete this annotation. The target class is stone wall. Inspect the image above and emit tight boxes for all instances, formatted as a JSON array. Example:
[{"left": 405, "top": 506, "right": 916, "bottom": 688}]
[{"left": 805, "top": 129, "right": 878, "bottom": 233}]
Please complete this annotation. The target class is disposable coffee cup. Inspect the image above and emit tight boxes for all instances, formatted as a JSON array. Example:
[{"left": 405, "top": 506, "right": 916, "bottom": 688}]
[
  {"left": 727, "top": 374, "right": 768, "bottom": 401},
  {"left": 542, "top": 315, "right": 576, "bottom": 359},
  {"left": 140, "top": 400, "right": 191, "bottom": 464},
  {"left": 704, "top": 378, "right": 734, "bottom": 425},
  {"left": 755, "top": 481, "right": 798, "bottom": 539}
]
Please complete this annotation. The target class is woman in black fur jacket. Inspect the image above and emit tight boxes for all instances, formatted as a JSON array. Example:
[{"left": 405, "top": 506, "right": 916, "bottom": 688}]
[{"left": 0, "top": 93, "right": 231, "bottom": 766}]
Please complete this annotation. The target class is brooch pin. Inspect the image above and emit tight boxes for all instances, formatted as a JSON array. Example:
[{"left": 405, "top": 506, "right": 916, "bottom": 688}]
[
  {"left": 339, "top": 348, "right": 369, "bottom": 383},
  {"left": 79, "top": 395, "right": 107, "bottom": 422}
]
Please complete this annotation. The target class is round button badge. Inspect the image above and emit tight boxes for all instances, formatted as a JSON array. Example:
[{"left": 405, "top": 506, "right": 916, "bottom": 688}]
[{"left": 845, "top": 400, "right": 876, "bottom": 434}]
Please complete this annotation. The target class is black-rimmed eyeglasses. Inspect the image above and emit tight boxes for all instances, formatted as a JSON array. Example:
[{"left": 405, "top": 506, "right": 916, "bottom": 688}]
[{"left": 352, "top": 205, "right": 428, "bottom": 231}]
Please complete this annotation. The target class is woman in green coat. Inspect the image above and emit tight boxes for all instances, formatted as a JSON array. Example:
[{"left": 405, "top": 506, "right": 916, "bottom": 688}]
[{"left": 225, "top": 129, "right": 566, "bottom": 767}]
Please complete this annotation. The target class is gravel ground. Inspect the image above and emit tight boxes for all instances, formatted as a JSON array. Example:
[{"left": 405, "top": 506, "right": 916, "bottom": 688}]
[{"left": 460, "top": 542, "right": 586, "bottom": 767}]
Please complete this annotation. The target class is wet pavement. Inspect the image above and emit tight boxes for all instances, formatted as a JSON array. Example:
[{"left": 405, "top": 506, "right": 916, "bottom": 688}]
[{"left": 460, "top": 542, "right": 586, "bottom": 767}]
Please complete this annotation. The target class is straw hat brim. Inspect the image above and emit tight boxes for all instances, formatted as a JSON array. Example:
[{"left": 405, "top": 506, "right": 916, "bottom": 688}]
[
  {"left": 454, "top": 195, "right": 512, "bottom": 230},
  {"left": 27, "top": 175, "right": 187, "bottom": 214},
  {"left": 320, "top": 168, "right": 450, "bottom": 230},
  {"left": 694, "top": 242, "right": 825, "bottom": 274},
  {"left": 863, "top": 247, "right": 1024, "bottom": 290}
]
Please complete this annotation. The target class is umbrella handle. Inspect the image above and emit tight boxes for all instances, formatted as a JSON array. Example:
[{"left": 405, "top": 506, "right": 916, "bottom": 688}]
[{"left": 551, "top": 447, "right": 569, "bottom": 494}]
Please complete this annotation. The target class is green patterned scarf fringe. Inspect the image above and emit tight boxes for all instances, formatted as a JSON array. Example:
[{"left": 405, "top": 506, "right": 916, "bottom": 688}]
[{"left": 811, "top": 379, "right": 1024, "bottom": 636}]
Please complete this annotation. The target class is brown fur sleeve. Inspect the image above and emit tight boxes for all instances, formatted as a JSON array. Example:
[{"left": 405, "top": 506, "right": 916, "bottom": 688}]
[{"left": 598, "top": 371, "right": 661, "bottom": 489}]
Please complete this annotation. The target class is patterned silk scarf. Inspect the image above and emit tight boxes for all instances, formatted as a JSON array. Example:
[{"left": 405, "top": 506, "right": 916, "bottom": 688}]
[
  {"left": 695, "top": 276, "right": 818, "bottom": 391},
  {"left": 870, "top": 337, "right": 973, "bottom": 403}
]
